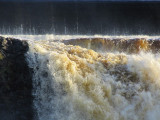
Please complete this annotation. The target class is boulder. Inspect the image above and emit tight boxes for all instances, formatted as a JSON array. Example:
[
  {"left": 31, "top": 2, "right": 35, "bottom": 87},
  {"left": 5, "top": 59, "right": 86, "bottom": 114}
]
[{"left": 0, "top": 36, "right": 33, "bottom": 120}]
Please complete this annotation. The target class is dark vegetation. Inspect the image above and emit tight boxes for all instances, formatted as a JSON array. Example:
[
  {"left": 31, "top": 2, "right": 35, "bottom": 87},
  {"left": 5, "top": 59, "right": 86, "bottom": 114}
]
[{"left": 0, "top": 1, "right": 160, "bottom": 35}]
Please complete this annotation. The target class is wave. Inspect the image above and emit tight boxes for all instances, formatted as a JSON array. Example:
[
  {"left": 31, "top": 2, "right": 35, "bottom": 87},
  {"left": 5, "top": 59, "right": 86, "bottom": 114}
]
[{"left": 4, "top": 34, "right": 160, "bottom": 53}]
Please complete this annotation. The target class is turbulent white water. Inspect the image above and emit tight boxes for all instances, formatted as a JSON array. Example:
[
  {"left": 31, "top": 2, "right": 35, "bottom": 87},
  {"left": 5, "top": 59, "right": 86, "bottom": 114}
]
[
  {"left": 2, "top": 34, "right": 160, "bottom": 41},
  {"left": 3, "top": 34, "right": 160, "bottom": 120}
]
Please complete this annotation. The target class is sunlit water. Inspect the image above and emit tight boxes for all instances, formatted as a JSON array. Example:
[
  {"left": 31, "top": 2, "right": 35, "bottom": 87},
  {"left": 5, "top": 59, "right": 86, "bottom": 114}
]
[{"left": 2, "top": 34, "right": 160, "bottom": 120}]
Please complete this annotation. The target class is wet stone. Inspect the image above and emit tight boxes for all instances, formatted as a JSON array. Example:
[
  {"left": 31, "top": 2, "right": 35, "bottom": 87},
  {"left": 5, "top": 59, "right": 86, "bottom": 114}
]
[{"left": 0, "top": 36, "right": 33, "bottom": 120}]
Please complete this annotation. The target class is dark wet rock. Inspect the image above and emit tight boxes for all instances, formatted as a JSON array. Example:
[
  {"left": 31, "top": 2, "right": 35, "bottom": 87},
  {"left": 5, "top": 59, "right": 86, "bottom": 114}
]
[{"left": 0, "top": 36, "right": 33, "bottom": 120}]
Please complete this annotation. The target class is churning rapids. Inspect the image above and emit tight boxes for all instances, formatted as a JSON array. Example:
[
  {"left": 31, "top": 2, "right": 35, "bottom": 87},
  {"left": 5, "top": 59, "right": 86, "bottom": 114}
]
[{"left": 3, "top": 34, "right": 160, "bottom": 120}]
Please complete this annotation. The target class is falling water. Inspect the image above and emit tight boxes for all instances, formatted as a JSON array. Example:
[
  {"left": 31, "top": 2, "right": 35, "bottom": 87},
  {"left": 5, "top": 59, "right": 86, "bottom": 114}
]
[{"left": 17, "top": 35, "right": 160, "bottom": 120}]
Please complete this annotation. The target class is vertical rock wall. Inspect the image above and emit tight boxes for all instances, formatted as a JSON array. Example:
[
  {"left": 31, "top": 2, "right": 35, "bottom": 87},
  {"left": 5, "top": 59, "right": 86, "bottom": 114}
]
[{"left": 0, "top": 36, "right": 33, "bottom": 120}]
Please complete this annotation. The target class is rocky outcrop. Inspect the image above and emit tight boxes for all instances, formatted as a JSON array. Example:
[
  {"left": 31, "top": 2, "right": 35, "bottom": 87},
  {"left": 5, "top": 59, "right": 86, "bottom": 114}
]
[
  {"left": 0, "top": 36, "right": 33, "bottom": 120},
  {"left": 63, "top": 38, "right": 160, "bottom": 53}
]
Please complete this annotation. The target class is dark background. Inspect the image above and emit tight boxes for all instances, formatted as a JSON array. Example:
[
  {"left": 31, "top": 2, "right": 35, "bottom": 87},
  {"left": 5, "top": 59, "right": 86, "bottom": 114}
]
[{"left": 0, "top": 1, "right": 160, "bottom": 35}]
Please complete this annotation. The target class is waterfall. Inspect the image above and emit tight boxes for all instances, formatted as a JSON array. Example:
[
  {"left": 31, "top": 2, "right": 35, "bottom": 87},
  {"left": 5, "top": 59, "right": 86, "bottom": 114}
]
[{"left": 23, "top": 35, "right": 160, "bottom": 120}]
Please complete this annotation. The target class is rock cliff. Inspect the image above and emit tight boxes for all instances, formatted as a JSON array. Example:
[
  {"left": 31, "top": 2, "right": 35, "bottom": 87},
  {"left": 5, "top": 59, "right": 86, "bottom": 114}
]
[{"left": 0, "top": 36, "right": 33, "bottom": 120}]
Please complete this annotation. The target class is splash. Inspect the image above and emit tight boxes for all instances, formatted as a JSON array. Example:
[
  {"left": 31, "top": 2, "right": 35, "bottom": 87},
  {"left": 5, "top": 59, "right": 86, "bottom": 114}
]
[
  {"left": 25, "top": 36, "right": 160, "bottom": 120},
  {"left": 63, "top": 37, "right": 160, "bottom": 53}
]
